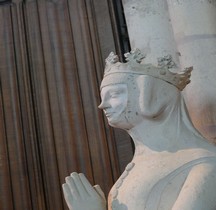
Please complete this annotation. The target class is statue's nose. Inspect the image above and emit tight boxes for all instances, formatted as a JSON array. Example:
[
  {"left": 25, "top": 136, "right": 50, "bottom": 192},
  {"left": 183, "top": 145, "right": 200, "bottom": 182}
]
[{"left": 98, "top": 100, "right": 109, "bottom": 109}]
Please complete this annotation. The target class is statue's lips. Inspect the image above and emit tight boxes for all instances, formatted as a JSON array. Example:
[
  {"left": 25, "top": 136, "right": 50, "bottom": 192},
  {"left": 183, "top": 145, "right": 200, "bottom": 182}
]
[{"left": 105, "top": 112, "right": 115, "bottom": 117}]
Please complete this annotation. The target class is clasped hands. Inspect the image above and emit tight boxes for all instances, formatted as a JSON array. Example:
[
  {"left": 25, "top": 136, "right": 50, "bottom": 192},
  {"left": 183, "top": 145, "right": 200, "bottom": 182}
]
[{"left": 62, "top": 172, "right": 106, "bottom": 210}]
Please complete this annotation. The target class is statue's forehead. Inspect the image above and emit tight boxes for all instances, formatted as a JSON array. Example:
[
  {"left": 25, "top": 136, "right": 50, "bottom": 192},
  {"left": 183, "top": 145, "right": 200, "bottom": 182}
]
[
  {"left": 100, "top": 83, "right": 127, "bottom": 97},
  {"left": 100, "top": 73, "right": 135, "bottom": 91}
]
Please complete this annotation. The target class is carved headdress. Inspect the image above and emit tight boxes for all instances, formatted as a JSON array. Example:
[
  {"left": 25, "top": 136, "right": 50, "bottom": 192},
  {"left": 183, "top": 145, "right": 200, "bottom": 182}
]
[{"left": 101, "top": 49, "right": 192, "bottom": 91}]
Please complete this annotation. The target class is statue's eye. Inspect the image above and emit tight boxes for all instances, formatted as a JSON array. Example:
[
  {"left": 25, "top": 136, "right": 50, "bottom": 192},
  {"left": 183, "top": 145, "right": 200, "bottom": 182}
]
[{"left": 110, "top": 93, "right": 119, "bottom": 98}]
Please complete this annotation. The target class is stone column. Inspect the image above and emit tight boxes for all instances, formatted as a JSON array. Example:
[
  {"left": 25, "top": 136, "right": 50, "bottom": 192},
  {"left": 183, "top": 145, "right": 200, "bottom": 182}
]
[
  {"left": 167, "top": 0, "right": 216, "bottom": 142},
  {"left": 122, "top": 0, "right": 180, "bottom": 67}
]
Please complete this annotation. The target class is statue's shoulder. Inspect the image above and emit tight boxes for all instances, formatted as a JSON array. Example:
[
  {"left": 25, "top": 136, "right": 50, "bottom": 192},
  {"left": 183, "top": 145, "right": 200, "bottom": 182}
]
[
  {"left": 189, "top": 156, "right": 216, "bottom": 178},
  {"left": 185, "top": 155, "right": 216, "bottom": 185},
  {"left": 172, "top": 156, "right": 216, "bottom": 210}
]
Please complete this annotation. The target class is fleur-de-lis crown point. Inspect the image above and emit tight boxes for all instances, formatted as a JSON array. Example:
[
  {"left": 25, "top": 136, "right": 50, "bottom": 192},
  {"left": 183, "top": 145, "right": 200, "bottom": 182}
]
[{"left": 103, "top": 49, "right": 193, "bottom": 91}]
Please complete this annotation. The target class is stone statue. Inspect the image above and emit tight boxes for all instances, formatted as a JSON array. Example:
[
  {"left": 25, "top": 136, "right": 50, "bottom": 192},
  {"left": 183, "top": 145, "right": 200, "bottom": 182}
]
[{"left": 62, "top": 49, "right": 216, "bottom": 210}]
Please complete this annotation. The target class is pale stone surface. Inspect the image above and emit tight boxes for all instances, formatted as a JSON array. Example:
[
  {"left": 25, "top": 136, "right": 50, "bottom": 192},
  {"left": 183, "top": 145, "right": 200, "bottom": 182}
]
[
  {"left": 122, "top": 0, "right": 216, "bottom": 142},
  {"left": 63, "top": 50, "right": 216, "bottom": 210},
  {"left": 167, "top": 0, "right": 216, "bottom": 142},
  {"left": 62, "top": 172, "right": 106, "bottom": 210},
  {"left": 122, "top": 0, "right": 180, "bottom": 68}
]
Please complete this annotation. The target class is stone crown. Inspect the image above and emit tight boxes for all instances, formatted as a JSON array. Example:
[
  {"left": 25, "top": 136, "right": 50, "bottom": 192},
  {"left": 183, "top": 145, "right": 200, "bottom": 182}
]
[{"left": 104, "top": 49, "right": 193, "bottom": 91}]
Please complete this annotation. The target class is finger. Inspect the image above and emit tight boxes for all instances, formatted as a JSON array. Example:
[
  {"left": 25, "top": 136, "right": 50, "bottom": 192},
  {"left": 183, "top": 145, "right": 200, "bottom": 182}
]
[
  {"left": 62, "top": 183, "right": 73, "bottom": 209},
  {"left": 79, "top": 173, "right": 97, "bottom": 196},
  {"left": 71, "top": 172, "right": 88, "bottom": 198},
  {"left": 93, "top": 185, "right": 106, "bottom": 200},
  {"left": 65, "top": 176, "right": 79, "bottom": 199}
]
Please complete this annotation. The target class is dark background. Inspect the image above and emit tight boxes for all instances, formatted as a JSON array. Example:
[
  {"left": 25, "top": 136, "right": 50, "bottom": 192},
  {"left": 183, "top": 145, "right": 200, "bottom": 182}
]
[{"left": 0, "top": 0, "right": 133, "bottom": 209}]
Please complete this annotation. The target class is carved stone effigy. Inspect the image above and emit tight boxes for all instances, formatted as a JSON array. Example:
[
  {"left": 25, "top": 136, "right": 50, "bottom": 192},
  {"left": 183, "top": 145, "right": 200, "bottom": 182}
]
[
  {"left": 62, "top": 49, "right": 216, "bottom": 210},
  {"left": 122, "top": 0, "right": 216, "bottom": 142},
  {"left": 167, "top": 0, "right": 216, "bottom": 142}
]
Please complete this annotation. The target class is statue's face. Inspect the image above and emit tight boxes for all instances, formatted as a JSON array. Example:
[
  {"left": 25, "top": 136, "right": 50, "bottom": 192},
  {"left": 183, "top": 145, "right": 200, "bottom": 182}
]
[{"left": 98, "top": 84, "right": 129, "bottom": 129}]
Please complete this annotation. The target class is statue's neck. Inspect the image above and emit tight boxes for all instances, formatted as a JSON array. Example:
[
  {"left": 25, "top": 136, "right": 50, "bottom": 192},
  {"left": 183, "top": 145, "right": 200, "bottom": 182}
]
[{"left": 127, "top": 99, "right": 202, "bottom": 155}]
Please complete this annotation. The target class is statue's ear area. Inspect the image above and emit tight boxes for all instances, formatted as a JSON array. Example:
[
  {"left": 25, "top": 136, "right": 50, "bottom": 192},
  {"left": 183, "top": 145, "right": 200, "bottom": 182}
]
[{"left": 137, "top": 75, "right": 176, "bottom": 119}]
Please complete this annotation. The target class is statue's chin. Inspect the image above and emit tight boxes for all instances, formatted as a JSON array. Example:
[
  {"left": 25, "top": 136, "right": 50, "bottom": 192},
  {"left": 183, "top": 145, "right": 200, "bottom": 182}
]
[{"left": 107, "top": 118, "right": 132, "bottom": 130}]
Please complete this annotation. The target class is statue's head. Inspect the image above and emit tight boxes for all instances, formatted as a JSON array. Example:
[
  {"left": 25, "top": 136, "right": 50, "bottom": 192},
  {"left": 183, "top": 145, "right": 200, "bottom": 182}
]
[{"left": 98, "top": 49, "right": 192, "bottom": 130}]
